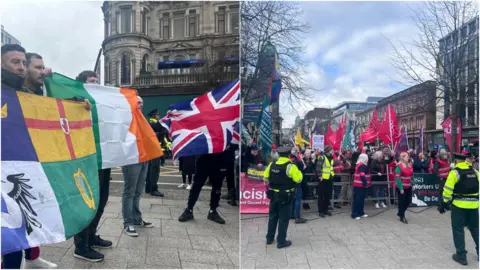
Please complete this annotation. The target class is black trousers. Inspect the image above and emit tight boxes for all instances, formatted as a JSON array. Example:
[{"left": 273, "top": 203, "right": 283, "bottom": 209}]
[
  {"left": 145, "top": 157, "right": 161, "bottom": 193},
  {"left": 317, "top": 179, "right": 333, "bottom": 214},
  {"left": 187, "top": 168, "right": 225, "bottom": 211},
  {"left": 266, "top": 192, "right": 293, "bottom": 244},
  {"left": 74, "top": 168, "right": 111, "bottom": 250},
  {"left": 226, "top": 161, "right": 235, "bottom": 193},
  {"left": 451, "top": 205, "right": 479, "bottom": 260},
  {"left": 396, "top": 188, "right": 412, "bottom": 218}
]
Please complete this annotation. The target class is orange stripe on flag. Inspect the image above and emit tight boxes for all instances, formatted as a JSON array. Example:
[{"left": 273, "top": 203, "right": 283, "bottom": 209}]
[{"left": 120, "top": 88, "right": 163, "bottom": 162}]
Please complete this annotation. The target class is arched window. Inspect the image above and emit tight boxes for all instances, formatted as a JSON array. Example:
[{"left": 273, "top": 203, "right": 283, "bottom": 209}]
[
  {"left": 141, "top": 54, "right": 148, "bottom": 73},
  {"left": 118, "top": 51, "right": 134, "bottom": 85}
]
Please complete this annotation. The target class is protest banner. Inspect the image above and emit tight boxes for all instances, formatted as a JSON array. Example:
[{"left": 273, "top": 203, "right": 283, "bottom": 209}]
[
  {"left": 312, "top": 135, "right": 324, "bottom": 151},
  {"left": 411, "top": 173, "right": 441, "bottom": 207},
  {"left": 240, "top": 165, "right": 270, "bottom": 214}
]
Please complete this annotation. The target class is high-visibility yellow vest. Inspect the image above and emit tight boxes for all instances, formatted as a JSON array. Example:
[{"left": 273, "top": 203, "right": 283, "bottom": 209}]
[{"left": 321, "top": 155, "right": 334, "bottom": 180}]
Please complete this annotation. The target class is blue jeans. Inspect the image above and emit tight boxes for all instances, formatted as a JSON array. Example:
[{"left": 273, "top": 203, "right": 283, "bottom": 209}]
[
  {"left": 122, "top": 162, "right": 148, "bottom": 227},
  {"left": 351, "top": 187, "right": 366, "bottom": 218},
  {"left": 295, "top": 187, "right": 302, "bottom": 218},
  {"left": 375, "top": 187, "right": 386, "bottom": 204}
]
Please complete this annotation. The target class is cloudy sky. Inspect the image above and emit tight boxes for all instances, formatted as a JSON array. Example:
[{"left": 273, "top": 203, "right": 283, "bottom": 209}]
[
  {"left": 281, "top": 1, "right": 425, "bottom": 128},
  {"left": 1, "top": 0, "right": 104, "bottom": 80}
]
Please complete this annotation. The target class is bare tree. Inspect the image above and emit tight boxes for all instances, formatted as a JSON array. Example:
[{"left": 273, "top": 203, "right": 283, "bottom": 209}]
[
  {"left": 386, "top": 1, "right": 479, "bottom": 152},
  {"left": 241, "top": 1, "right": 316, "bottom": 108}
]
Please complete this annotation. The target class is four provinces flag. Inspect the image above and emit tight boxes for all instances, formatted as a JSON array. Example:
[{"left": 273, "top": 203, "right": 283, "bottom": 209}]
[
  {"left": 259, "top": 96, "right": 273, "bottom": 158},
  {"left": 45, "top": 73, "right": 163, "bottom": 169},
  {"left": 1, "top": 89, "right": 99, "bottom": 255}
]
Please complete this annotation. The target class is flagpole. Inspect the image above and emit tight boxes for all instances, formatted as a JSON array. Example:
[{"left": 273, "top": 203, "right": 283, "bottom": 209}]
[{"left": 388, "top": 104, "right": 393, "bottom": 150}]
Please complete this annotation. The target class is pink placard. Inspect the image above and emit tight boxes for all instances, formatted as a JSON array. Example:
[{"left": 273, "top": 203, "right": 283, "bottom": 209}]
[{"left": 240, "top": 173, "right": 270, "bottom": 214}]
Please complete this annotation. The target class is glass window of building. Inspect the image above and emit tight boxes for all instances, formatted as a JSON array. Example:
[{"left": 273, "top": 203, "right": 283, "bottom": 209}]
[
  {"left": 217, "top": 7, "right": 226, "bottom": 34},
  {"left": 461, "top": 26, "right": 468, "bottom": 40},
  {"left": 141, "top": 9, "right": 148, "bottom": 35},
  {"left": 1, "top": 32, "right": 3, "bottom": 43},
  {"left": 173, "top": 11, "right": 185, "bottom": 39},
  {"left": 188, "top": 10, "right": 196, "bottom": 37},
  {"left": 162, "top": 13, "right": 170, "bottom": 39},
  {"left": 120, "top": 7, "right": 132, "bottom": 33},
  {"left": 120, "top": 53, "right": 132, "bottom": 85},
  {"left": 230, "top": 6, "right": 239, "bottom": 33},
  {"left": 469, "top": 20, "right": 477, "bottom": 35}
]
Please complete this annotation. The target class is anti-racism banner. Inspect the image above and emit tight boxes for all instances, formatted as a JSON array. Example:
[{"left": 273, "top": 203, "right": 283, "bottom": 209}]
[
  {"left": 411, "top": 173, "right": 441, "bottom": 207},
  {"left": 240, "top": 166, "right": 270, "bottom": 214}
]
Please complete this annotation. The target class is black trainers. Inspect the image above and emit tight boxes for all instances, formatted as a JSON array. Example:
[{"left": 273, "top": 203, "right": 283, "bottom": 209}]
[
  {"left": 150, "top": 191, "right": 164, "bottom": 197},
  {"left": 266, "top": 239, "right": 274, "bottom": 245},
  {"left": 319, "top": 212, "right": 325, "bottom": 218},
  {"left": 90, "top": 235, "right": 112, "bottom": 249},
  {"left": 328, "top": 205, "right": 334, "bottom": 211},
  {"left": 135, "top": 220, "right": 153, "bottom": 228},
  {"left": 295, "top": 217, "right": 307, "bottom": 224},
  {"left": 207, "top": 210, "right": 226, "bottom": 224},
  {"left": 452, "top": 254, "right": 468, "bottom": 265},
  {"left": 178, "top": 208, "right": 194, "bottom": 222},
  {"left": 325, "top": 211, "right": 332, "bottom": 216},
  {"left": 124, "top": 225, "right": 138, "bottom": 237},
  {"left": 73, "top": 247, "right": 104, "bottom": 262},
  {"left": 277, "top": 240, "right": 292, "bottom": 249}
]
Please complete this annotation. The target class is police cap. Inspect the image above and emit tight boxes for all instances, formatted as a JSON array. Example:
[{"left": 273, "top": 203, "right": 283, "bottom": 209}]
[
  {"left": 452, "top": 152, "right": 467, "bottom": 161},
  {"left": 148, "top": 108, "right": 159, "bottom": 116},
  {"left": 277, "top": 146, "right": 291, "bottom": 156}
]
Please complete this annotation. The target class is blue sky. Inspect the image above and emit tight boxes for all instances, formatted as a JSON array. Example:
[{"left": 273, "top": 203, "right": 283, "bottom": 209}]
[{"left": 281, "top": 1, "right": 426, "bottom": 128}]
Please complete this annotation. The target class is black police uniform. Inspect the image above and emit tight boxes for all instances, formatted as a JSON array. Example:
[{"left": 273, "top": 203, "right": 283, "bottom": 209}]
[
  {"left": 145, "top": 108, "right": 165, "bottom": 197},
  {"left": 265, "top": 147, "right": 302, "bottom": 249}
]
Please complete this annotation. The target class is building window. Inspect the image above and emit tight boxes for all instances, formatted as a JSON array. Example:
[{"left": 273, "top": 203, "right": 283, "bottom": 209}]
[
  {"left": 141, "top": 54, "right": 148, "bottom": 73},
  {"left": 161, "top": 13, "right": 170, "bottom": 39},
  {"left": 173, "top": 11, "right": 185, "bottom": 39},
  {"left": 120, "top": 7, "right": 132, "bottom": 34},
  {"left": 120, "top": 53, "right": 133, "bottom": 85},
  {"left": 1, "top": 32, "right": 3, "bottom": 43},
  {"left": 461, "top": 26, "right": 468, "bottom": 40},
  {"left": 230, "top": 6, "right": 239, "bottom": 33},
  {"left": 446, "top": 36, "right": 452, "bottom": 49},
  {"left": 141, "top": 9, "right": 148, "bottom": 35},
  {"left": 216, "top": 7, "right": 226, "bottom": 34},
  {"left": 416, "top": 116, "right": 423, "bottom": 129},
  {"left": 188, "top": 10, "right": 196, "bottom": 37},
  {"left": 469, "top": 20, "right": 477, "bottom": 35}
]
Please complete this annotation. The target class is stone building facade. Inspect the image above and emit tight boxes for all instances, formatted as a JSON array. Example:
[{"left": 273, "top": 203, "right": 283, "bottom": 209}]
[{"left": 101, "top": 1, "right": 239, "bottom": 103}]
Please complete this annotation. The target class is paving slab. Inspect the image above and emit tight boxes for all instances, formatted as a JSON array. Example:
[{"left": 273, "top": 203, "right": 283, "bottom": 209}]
[
  {"left": 241, "top": 205, "right": 480, "bottom": 269},
  {"left": 43, "top": 194, "right": 239, "bottom": 269}
]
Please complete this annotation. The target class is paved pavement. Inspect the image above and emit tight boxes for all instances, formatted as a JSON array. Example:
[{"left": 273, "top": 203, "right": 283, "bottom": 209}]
[
  {"left": 42, "top": 175, "right": 239, "bottom": 269},
  {"left": 241, "top": 204, "right": 480, "bottom": 269}
]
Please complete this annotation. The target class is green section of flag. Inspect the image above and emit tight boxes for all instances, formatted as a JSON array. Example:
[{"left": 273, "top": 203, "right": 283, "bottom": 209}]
[
  {"left": 41, "top": 154, "right": 99, "bottom": 238},
  {"left": 341, "top": 120, "right": 356, "bottom": 150},
  {"left": 45, "top": 73, "right": 103, "bottom": 168},
  {"left": 259, "top": 96, "right": 272, "bottom": 158}
]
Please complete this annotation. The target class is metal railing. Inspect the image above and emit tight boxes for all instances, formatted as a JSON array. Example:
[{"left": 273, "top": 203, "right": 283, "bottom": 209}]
[{"left": 133, "top": 71, "right": 238, "bottom": 86}]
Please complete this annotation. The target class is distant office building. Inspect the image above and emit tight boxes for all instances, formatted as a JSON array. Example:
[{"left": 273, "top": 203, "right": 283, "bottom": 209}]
[{"left": 1, "top": 25, "right": 21, "bottom": 46}]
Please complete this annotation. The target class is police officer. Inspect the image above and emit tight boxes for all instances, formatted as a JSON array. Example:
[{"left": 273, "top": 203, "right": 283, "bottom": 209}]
[
  {"left": 264, "top": 146, "right": 303, "bottom": 249},
  {"left": 315, "top": 145, "right": 336, "bottom": 217},
  {"left": 439, "top": 153, "right": 479, "bottom": 266},
  {"left": 145, "top": 108, "right": 165, "bottom": 197}
]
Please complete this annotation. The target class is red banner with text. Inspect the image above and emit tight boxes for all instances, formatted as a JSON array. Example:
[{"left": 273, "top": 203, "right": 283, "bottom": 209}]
[{"left": 240, "top": 173, "right": 269, "bottom": 214}]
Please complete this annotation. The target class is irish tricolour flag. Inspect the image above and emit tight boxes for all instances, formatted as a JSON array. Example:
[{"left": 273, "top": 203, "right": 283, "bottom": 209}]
[{"left": 45, "top": 73, "right": 163, "bottom": 169}]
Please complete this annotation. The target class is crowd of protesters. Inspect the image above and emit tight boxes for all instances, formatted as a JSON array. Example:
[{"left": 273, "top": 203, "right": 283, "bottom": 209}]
[{"left": 241, "top": 136, "right": 479, "bottom": 224}]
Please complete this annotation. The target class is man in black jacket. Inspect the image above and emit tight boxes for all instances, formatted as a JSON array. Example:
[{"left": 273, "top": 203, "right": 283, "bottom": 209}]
[{"left": 145, "top": 108, "right": 165, "bottom": 197}]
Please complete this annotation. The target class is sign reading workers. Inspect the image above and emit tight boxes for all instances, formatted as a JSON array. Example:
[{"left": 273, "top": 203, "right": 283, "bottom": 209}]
[
  {"left": 312, "top": 135, "right": 324, "bottom": 151},
  {"left": 411, "top": 173, "right": 441, "bottom": 207}
]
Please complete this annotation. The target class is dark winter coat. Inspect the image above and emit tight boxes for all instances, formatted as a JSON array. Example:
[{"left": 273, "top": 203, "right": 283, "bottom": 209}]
[{"left": 179, "top": 155, "right": 196, "bottom": 175}]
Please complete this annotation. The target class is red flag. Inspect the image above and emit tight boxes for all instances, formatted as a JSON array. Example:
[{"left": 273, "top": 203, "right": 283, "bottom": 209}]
[
  {"left": 334, "top": 114, "right": 347, "bottom": 150},
  {"left": 325, "top": 124, "right": 335, "bottom": 147},
  {"left": 441, "top": 115, "right": 462, "bottom": 152},
  {"left": 378, "top": 104, "right": 400, "bottom": 145},
  {"left": 368, "top": 108, "right": 378, "bottom": 130}
]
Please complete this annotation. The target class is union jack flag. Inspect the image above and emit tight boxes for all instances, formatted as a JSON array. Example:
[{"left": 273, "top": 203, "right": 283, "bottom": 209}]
[{"left": 160, "top": 79, "right": 240, "bottom": 159}]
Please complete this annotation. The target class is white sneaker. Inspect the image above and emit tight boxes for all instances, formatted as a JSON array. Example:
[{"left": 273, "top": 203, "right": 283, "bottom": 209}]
[
  {"left": 381, "top": 202, "right": 387, "bottom": 208},
  {"left": 178, "top": 183, "right": 186, "bottom": 188},
  {"left": 24, "top": 257, "right": 58, "bottom": 269},
  {"left": 354, "top": 217, "right": 361, "bottom": 220},
  {"left": 361, "top": 214, "right": 368, "bottom": 218},
  {"left": 375, "top": 203, "right": 380, "bottom": 209},
  {"left": 186, "top": 184, "right": 192, "bottom": 190}
]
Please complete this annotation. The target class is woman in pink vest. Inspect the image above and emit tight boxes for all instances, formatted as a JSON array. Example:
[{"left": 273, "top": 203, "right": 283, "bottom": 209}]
[
  {"left": 351, "top": 153, "right": 371, "bottom": 220},
  {"left": 395, "top": 152, "right": 413, "bottom": 224}
]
